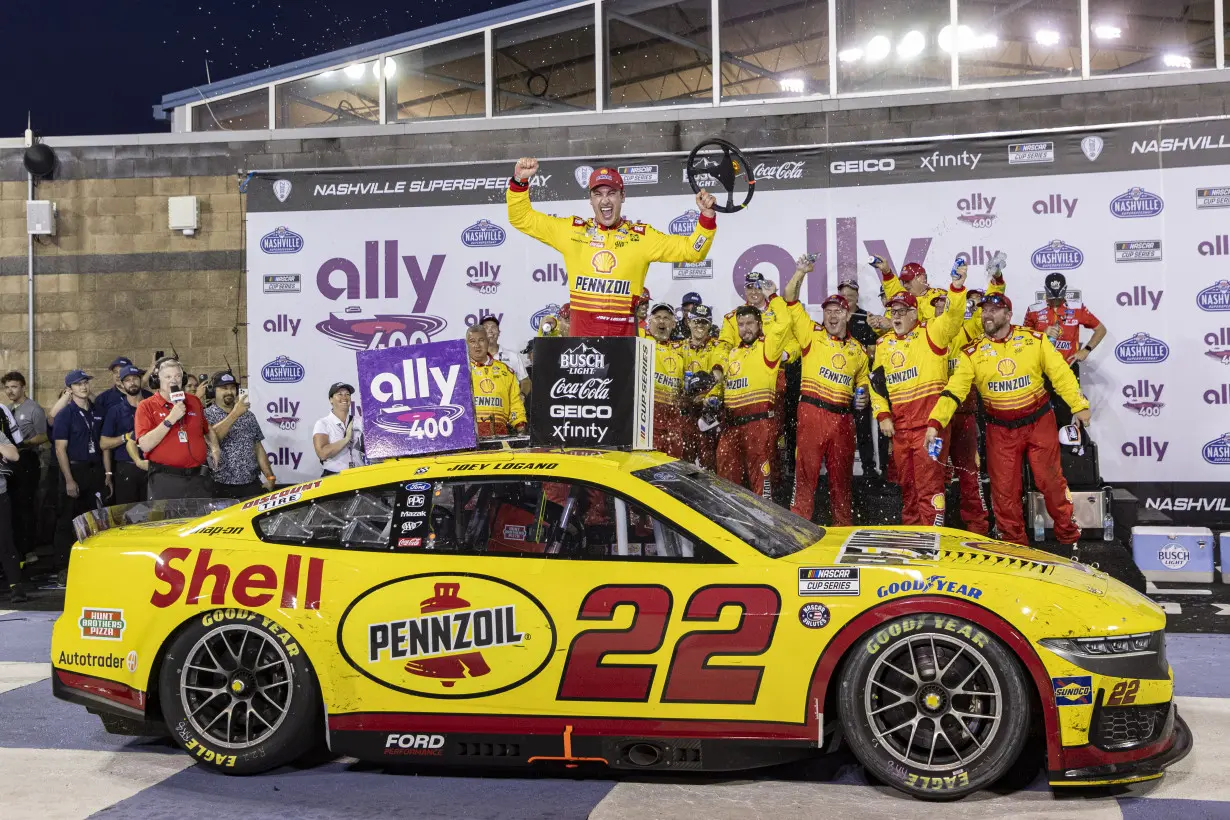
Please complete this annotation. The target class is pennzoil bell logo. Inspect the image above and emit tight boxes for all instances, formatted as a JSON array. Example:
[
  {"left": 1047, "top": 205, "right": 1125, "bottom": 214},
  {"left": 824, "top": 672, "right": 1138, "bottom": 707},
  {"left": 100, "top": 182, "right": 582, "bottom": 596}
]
[
  {"left": 1031, "top": 239, "right": 1084, "bottom": 271},
  {"left": 1198, "top": 280, "right": 1230, "bottom": 312},
  {"left": 261, "top": 355, "right": 305, "bottom": 383},
  {"left": 340, "top": 574, "right": 556, "bottom": 699},
  {"left": 1114, "top": 332, "right": 1170, "bottom": 364},
  {"left": 669, "top": 209, "right": 701, "bottom": 235},
  {"left": 260, "top": 226, "right": 304, "bottom": 254},
  {"left": 460, "top": 219, "right": 506, "bottom": 248},
  {"left": 1110, "top": 186, "right": 1164, "bottom": 218},
  {"left": 317, "top": 314, "right": 447, "bottom": 351}
]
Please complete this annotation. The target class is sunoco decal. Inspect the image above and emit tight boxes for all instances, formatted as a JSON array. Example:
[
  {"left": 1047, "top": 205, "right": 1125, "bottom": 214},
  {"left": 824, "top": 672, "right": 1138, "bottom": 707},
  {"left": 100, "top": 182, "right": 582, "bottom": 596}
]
[
  {"left": 1052, "top": 676, "right": 1093, "bottom": 706},
  {"left": 337, "top": 573, "right": 556, "bottom": 699}
]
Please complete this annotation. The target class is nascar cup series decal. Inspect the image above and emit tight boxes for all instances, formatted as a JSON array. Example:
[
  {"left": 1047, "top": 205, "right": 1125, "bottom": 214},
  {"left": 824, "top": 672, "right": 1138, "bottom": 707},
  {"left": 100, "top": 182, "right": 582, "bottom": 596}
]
[{"left": 338, "top": 573, "right": 556, "bottom": 699}]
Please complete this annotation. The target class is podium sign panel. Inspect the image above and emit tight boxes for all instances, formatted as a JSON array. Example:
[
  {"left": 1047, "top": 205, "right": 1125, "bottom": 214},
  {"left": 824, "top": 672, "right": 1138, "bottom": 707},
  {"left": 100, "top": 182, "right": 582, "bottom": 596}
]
[{"left": 530, "top": 337, "right": 654, "bottom": 449}]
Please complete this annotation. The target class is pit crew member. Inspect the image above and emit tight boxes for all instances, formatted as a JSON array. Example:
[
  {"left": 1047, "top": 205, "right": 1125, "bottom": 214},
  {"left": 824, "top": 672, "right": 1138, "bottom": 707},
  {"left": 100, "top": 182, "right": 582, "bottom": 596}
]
[
  {"left": 508, "top": 159, "right": 717, "bottom": 336},
  {"left": 928, "top": 293, "right": 1091, "bottom": 548},
  {"left": 1023, "top": 272, "right": 1106, "bottom": 426},
  {"left": 647, "top": 303, "right": 686, "bottom": 459},
  {"left": 784, "top": 258, "right": 870, "bottom": 526},
  {"left": 679, "top": 304, "right": 723, "bottom": 470},
  {"left": 466, "top": 325, "right": 527, "bottom": 438},
  {"left": 869, "top": 266, "right": 968, "bottom": 526},
  {"left": 875, "top": 259, "right": 947, "bottom": 323}
]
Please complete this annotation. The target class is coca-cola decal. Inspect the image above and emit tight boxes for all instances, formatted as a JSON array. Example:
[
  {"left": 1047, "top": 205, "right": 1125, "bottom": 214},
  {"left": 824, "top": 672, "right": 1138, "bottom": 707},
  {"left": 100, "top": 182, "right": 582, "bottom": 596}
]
[{"left": 753, "top": 161, "right": 806, "bottom": 181}]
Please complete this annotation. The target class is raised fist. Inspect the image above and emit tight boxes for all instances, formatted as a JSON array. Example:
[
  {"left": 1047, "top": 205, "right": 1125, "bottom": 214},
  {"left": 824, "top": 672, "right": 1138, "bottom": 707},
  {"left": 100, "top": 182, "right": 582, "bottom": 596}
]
[{"left": 514, "top": 157, "right": 539, "bottom": 183}]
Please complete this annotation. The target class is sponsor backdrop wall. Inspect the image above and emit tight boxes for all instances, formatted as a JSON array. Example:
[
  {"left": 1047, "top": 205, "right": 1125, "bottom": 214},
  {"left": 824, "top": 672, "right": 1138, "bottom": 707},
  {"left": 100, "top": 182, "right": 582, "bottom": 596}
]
[{"left": 245, "top": 120, "right": 1230, "bottom": 525}]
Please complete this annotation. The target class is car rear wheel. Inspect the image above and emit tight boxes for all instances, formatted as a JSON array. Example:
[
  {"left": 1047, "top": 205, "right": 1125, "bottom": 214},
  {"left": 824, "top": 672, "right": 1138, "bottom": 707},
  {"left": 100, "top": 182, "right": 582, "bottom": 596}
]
[
  {"left": 158, "top": 609, "right": 321, "bottom": 774},
  {"left": 837, "top": 614, "right": 1031, "bottom": 800}
]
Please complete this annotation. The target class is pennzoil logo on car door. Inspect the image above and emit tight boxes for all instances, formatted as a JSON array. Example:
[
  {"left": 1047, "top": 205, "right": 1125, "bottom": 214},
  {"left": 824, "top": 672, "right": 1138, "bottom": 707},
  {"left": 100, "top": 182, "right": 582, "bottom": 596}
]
[{"left": 338, "top": 573, "right": 556, "bottom": 699}]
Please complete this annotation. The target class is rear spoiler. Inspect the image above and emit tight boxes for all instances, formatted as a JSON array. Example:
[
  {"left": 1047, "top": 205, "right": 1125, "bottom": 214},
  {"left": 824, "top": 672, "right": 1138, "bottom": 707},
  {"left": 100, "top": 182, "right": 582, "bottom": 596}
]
[{"left": 73, "top": 499, "right": 235, "bottom": 544}]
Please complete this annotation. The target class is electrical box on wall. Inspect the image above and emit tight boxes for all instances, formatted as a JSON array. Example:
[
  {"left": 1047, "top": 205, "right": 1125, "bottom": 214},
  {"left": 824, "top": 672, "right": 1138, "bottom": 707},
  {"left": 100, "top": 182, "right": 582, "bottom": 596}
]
[
  {"left": 168, "top": 195, "right": 200, "bottom": 235},
  {"left": 27, "top": 201, "right": 56, "bottom": 235}
]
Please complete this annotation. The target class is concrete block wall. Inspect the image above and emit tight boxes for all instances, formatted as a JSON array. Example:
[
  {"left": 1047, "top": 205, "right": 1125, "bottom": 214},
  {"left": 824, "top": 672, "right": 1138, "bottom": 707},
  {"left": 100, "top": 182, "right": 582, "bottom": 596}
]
[{"left": 1, "top": 81, "right": 1228, "bottom": 407}]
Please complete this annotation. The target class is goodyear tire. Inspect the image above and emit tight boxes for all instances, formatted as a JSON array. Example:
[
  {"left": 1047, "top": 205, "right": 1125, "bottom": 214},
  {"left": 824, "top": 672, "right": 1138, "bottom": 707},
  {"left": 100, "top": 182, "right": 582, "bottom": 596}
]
[
  {"left": 837, "top": 614, "right": 1030, "bottom": 800},
  {"left": 158, "top": 608, "right": 321, "bottom": 774}
]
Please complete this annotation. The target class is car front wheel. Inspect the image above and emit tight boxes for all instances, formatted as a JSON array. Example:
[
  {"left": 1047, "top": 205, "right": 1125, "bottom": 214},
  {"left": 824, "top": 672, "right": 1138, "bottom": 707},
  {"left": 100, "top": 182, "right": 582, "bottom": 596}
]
[
  {"left": 158, "top": 609, "right": 321, "bottom": 774},
  {"left": 837, "top": 614, "right": 1031, "bottom": 800}
]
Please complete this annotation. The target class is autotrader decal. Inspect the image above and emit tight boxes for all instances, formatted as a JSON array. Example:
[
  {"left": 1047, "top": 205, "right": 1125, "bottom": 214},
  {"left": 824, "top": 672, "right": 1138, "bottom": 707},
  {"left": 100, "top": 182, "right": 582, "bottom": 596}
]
[{"left": 337, "top": 573, "right": 556, "bottom": 699}]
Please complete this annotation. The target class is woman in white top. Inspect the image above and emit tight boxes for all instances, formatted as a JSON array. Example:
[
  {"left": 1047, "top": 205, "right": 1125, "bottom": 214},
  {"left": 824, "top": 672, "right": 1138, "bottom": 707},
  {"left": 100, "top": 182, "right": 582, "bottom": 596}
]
[{"left": 312, "top": 382, "right": 364, "bottom": 476}]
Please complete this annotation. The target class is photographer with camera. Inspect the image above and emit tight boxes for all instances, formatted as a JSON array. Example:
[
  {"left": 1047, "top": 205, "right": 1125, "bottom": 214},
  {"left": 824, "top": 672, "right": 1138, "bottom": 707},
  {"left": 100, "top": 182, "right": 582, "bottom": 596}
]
[
  {"left": 207, "top": 372, "right": 275, "bottom": 500},
  {"left": 134, "top": 357, "right": 220, "bottom": 500}
]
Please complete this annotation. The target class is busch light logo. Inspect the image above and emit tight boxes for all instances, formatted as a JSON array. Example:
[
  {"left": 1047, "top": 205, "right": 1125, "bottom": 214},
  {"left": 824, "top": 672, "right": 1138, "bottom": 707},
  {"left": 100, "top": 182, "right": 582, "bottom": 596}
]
[
  {"left": 272, "top": 179, "right": 292, "bottom": 203},
  {"left": 574, "top": 165, "right": 594, "bottom": 187},
  {"left": 1158, "top": 543, "right": 1191, "bottom": 569},
  {"left": 1031, "top": 239, "right": 1084, "bottom": 271},
  {"left": 460, "top": 219, "right": 506, "bottom": 248},
  {"left": 1115, "top": 332, "right": 1170, "bottom": 364},
  {"left": 260, "top": 226, "right": 304, "bottom": 255},
  {"left": 1198, "top": 280, "right": 1230, "bottom": 312},
  {"left": 261, "top": 356, "right": 305, "bottom": 384},
  {"left": 559, "top": 342, "right": 606, "bottom": 375},
  {"left": 317, "top": 314, "right": 447, "bottom": 352},
  {"left": 1110, "top": 186, "right": 1164, "bottom": 218},
  {"left": 531, "top": 304, "right": 562, "bottom": 332},
  {"left": 669, "top": 209, "right": 700, "bottom": 236},
  {"left": 1204, "top": 433, "right": 1230, "bottom": 464}
]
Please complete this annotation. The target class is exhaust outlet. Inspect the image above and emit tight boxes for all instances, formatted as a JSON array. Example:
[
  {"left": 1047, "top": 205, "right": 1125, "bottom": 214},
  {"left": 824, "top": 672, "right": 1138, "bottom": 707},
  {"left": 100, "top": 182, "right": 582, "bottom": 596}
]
[{"left": 625, "top": 743, "right": 662, "bottom": 767}]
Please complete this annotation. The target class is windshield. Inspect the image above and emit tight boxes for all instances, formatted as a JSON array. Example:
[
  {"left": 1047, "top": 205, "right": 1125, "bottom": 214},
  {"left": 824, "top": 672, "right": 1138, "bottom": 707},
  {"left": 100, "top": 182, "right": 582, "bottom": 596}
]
[
  {"left": 632, "top": 461, "right": 824, "bottom": 558},
  {"left": 73, "top": 498, "right": 237, "bottom": 543}
]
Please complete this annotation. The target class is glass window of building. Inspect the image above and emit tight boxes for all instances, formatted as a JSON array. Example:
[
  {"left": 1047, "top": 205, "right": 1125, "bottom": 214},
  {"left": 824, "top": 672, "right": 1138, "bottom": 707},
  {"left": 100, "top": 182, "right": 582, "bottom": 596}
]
[
  {"left": 606, "top": 0, "right": 712, "bottom": 108},
  {"left": 274, "top": 61, "right": 381, "bottom": 128},
  {"left": 1089, "top": 0, "right": 1216, "bottom": 75},
  {"left": 719, "top": 0, "right": 829, "bottom": 102},
  {"left": 386, "top": 34, "right": 487, "bottom": 122},
  {"left": 956, "top": 0, "right": 1079, "bottom": 86},
  {"left": 191, "top": 89, "right": 269, "bottom": 132},
  {"left": 494, "top": 6, "right": 596, "bottom": 115},
  {"left": 836, "top": 0, "right": 952, "bottom": 94}
]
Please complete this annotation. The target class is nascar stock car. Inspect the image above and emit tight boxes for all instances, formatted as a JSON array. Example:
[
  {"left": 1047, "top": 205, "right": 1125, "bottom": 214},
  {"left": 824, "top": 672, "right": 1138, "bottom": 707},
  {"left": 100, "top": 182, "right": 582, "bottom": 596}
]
[{"left": 51, "top": 449, "right": 1189, "bottom": 800}]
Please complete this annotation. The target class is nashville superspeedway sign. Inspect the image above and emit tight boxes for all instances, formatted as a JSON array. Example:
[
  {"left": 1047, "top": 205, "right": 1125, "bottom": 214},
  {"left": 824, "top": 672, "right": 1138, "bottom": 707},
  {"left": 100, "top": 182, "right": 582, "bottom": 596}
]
[{"left": 337, "top": 573, "right": 557, "bottom": 699}]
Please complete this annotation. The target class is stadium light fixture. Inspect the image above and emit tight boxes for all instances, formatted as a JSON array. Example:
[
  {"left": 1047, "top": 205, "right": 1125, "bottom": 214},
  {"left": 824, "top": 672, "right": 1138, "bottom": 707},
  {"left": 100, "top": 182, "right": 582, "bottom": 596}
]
[
  {"left": 866, "top": 35, "right": 891, "bottom": 62},
  {"left": 384, "top": 57, "right": 398, "bottom": 78},
  {"left": 838, "top": 47, "right": 864, "bottom": 63},
  {"left": 1163, "top": 53, "right": 1192, "bottom": 69},
  {"left": 1035, "top": 29, "right": 1060, "bottom": 46},
  {"left": 344, "top": 63, "right": 366, "bottom": 80},
  {"left": 1093, "top": 24, "right": 1122, "bottom": 40},
  {"left": 897, "top": 30, "right": 925, "bottom": 59},
  {"left": 779, "top": 77, "right": 806, "bottom": 94}
]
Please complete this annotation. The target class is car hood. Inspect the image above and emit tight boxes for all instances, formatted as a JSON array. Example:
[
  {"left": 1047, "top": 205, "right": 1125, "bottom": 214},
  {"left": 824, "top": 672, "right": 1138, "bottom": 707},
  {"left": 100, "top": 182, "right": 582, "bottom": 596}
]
[{"left": 785, "top": 527, "right": 1108, "bottom": 596}]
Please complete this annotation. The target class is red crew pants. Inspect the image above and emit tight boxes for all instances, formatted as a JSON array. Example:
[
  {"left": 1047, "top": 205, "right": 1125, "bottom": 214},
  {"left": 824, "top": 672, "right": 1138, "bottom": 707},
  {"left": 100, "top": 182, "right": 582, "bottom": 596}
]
[
  {"left": 893, "top": 424, "right": 949, "bottom": 526},
  {"left": 986, "top": 410, "right": 1081, "bottom": 546},
  {"left": 652, "top": 403, "right": 684, "bottom": 459},
  {"left": 792, "top": 404, "right": 855, "bottom": 525},
  {"left": 948, "top": 412, "right": 989, "bottom": 535},
  {"left": 717, "top": 417, "right": 776, "bottom": 500},
  {"left": 682, "top": 412, "right": 718, "bottom": 471}
]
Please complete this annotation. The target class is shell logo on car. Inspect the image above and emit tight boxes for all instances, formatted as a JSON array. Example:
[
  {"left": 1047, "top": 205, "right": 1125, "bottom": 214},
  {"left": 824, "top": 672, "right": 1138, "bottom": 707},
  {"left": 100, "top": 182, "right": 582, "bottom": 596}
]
[{"left": 339, "top": 574, "right": 557, "bottom": 699}]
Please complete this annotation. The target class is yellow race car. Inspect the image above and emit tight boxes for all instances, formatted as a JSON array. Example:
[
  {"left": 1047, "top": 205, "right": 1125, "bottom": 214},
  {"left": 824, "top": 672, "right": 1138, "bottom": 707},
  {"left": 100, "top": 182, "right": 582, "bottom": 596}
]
[{"left": 51, "top": 449, "right": 1190, "bottom": 800}]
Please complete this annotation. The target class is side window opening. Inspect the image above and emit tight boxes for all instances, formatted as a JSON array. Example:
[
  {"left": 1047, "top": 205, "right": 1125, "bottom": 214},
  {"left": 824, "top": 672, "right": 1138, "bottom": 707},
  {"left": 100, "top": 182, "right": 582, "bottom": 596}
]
[{"left": 256, "top": 487, "right": 396, "bottom": 550}]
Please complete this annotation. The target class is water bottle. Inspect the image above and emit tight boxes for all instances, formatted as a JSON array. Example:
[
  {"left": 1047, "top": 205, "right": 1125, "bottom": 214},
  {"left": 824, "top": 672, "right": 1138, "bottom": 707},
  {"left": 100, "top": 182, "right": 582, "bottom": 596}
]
[
  {"left": 987, "top": 250, "right": 1007, "bottom": 276},
  {"left": 1102, "top": 510, "right": 1115, "bottom": 542},
  {"left": 854, "top": 386, "right": 867, "bottom": 408},
  {"left": 1033, "top": 512, "right": 1045, "bottom": 543},
  {"left": 684, "top": 369, "right": 694, "bottom": 390}
]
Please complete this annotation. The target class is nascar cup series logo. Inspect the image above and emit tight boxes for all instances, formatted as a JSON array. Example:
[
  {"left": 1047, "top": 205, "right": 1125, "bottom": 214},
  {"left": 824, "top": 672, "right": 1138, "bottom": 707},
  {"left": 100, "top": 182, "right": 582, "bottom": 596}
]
[
  {"left": 339, "top": 574, "right": 556, "bottom": 698},
  {"left": 460, "top": 219, "right": 506, "bottom": 248},
  {"left": 260, "top": 226, "right": 304, "bottom": 254},
  {"left": 317, "top": 314, "right": 447, "bottom": 351},
  {"left": 1114, "top": 332, "right": 1170, "bottom": 364},
  {"left": 669, "top": 209, "right": 701, "bottom": 236},
  {"left": 1204, "top": 433, "right": 1230, "bottom": 465},
  {"left": 1109, "top": 186, "right": 1164, "bottom": 218},
  {"left": 1198, "top": 280, "right": 1230, "bottom": 312},
  {"left": 1031, "top": 239, "right": 1084, "bottom": 271}
]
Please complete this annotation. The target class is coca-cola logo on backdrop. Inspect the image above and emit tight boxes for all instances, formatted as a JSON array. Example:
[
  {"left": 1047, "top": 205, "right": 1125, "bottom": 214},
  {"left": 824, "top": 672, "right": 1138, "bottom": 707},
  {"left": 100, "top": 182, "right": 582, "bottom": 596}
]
[{"left": 753, "top": 161, "right": 806, "bottom": 180}]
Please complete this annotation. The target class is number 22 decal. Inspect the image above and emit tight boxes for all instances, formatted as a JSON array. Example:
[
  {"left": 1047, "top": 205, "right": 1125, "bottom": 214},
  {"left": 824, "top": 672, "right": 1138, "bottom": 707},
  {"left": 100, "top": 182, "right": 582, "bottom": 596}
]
[
  {"left": 556, "top": 584, "right": 781, "bottom": 704},
  {"left": 1107, "top": 680, "right": 1139, "bottom": 706}
]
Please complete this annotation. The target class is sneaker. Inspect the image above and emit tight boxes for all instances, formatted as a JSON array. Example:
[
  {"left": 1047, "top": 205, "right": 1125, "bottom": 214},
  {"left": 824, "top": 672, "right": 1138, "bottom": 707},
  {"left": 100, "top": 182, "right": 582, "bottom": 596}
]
[
  {"left": 39, "top": 580, "right": 66, "bottom": 591},
  {"left": 23, "top": 553, "right": 38, "bottom": 565},
  {"left": 57, "top": 569, "right": 68, "bottom": 586},
  {"left": 8, "top": 583, "right": 28, "bottom": 603}
]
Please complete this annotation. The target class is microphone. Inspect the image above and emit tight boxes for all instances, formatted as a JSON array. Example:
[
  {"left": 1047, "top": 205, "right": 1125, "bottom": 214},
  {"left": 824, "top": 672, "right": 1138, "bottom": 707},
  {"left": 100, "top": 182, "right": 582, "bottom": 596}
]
[{"left": 169, "top": 383, "right": 185, "bottom": 403}]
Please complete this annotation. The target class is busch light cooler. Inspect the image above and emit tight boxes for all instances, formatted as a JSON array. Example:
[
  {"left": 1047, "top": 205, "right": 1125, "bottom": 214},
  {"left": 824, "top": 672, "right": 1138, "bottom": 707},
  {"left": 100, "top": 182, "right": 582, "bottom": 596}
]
[{"left": 1131, "top": 526, "right": 1214, "bottom": 583}]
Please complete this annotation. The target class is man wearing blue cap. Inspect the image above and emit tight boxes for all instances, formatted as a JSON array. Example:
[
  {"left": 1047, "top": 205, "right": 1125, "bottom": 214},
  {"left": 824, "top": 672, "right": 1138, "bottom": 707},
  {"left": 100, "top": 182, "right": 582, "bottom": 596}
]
[
  {"left": 671, "top": 292, "right": 705, "bottom": 342},
  {"left": 51, "top": 370, "right": 106, "bottom": 580},
  {"left": 94, "top": 356, "right": 150, "bottom": 418},
  {"left": 100, "top": 365, "right": 149, "bottom": 504}
]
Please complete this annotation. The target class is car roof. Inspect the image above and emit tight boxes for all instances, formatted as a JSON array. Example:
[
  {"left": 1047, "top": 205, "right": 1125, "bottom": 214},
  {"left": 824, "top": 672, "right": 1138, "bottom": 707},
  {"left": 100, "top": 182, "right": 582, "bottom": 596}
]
[{"left": 378, "top": 447, "right": 675, "bottom": 474}]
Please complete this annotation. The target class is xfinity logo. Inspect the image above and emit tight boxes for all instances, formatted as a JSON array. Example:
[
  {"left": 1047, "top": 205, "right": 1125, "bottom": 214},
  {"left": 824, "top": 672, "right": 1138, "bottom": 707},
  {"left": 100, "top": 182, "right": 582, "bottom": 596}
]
[
  {"left": 830, "top": 158, "right": 895, "bottom": 174},
  {"left": 919, "top": 151, "right": 980, "bottom": 173},
  {"left": 260, "top": 226, "right": 303, "bottom": 254}
]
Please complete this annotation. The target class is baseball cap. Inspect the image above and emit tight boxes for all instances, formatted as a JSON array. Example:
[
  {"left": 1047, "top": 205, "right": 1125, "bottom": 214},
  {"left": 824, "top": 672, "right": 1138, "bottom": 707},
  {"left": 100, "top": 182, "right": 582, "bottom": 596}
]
[
  {"left": 588, "top": 167, "right": 625, "bottom": 191},
  {"left": 967, "top": 288, "right": 986, "bottom": 299},
  {"left": 212, "top": 371, "right": 238, "bottom": 387},
  {"left": 690, "top": 304, "right": 713, "bottom": 321},
  {"left": 745, "top": 271, "right": 767, "bottom": 286},
  {"left": 650, "top": 302, "right": 674, "bottom": 315},
  {"left": 930, "top": 293, "right": 949, "bottom": 308},
  {"left": 328, "top": 382, "right": 355, "bottom": 398},
  {"left": 821, "top": 294, "right": 849, "bottom": 310},
  {"left": 479, "top": 315, "right": 500, "bottom": 326},
  {"left": 886, "top": 293, "right": 918, "bottom": 310},
  {"left": 981, "top": 293, "right": 1013, "bottom": 310},
  {"left": 837, "top": 280, "right": 860, "bottom": 291},
  {"left": 1045, "top": 272, "right": 1067, "bottom": 298},
  {"left": 109, "top": 356, "right": 133, "bottom": 370},
  {"left": 899, "top": 263, "right": 926, "bottom": 283},
  {"left": 118, "top": 365, "right": 145, "bottom": 380},
  {"left": 558, "top": 303, "right": 571, "bottom": 319},
  {"left": 682, "top": 291, "right": 703, "bottom": 305},
  {"left": 64, "top": 369, "right": 92, "bottom": 387}
]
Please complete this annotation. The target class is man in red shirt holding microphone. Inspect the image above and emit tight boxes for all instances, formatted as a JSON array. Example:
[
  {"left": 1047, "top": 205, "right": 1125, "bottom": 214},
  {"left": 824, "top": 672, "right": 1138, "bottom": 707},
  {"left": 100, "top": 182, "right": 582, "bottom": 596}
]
[{"left": 134, "top": 357, "right": 221, "bottom": 500}]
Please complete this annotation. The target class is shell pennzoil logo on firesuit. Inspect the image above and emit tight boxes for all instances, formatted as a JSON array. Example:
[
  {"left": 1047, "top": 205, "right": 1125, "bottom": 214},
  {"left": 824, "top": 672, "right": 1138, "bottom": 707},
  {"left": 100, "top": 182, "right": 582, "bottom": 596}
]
[{"left": 339, "top": 575, "right": 556, "bottom": 698}]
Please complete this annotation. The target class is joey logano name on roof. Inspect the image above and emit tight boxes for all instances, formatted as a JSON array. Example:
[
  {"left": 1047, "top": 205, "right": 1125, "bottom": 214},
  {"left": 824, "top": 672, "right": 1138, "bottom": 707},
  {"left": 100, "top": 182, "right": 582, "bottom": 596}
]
[
  {"left": 313, "top": 175, "right": 551, "bottom": 197},
  {"left": 368, "top": 606, "right": 524, "bottom": 662}
]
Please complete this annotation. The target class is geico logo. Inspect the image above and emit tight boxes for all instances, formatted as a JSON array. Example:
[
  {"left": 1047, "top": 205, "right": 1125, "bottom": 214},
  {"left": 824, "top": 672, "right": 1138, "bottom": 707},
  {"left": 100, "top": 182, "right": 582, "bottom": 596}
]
[
  {"left": 385, "top": 734, "right": 446, "bottom": 750},
  {"left": 550, "top": 405, "right": 612, "bottom": 418},
  {"left": 830, "top": 158, "right": 895, "bottom": 174},
  {"left": 150, "top": 548, "right": 323, "bottom": 610}
]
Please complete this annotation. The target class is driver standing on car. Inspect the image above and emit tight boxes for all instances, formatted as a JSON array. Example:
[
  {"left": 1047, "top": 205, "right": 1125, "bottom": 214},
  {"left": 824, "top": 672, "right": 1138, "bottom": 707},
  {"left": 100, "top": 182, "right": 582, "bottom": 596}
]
[{"left": 507, "top": 158, "right": 718, "bottom": 337}]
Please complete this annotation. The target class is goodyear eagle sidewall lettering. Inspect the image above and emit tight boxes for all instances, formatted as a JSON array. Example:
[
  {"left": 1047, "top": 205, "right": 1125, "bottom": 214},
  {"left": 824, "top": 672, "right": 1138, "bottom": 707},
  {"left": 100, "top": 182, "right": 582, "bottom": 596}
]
[{"left": 337, "top": 572, "right": 557, "bottom": 699}]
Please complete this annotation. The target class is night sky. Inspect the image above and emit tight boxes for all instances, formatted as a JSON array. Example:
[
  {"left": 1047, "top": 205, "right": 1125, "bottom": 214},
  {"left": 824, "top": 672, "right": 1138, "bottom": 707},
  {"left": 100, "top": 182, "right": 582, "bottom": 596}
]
[{"left": 1, "top": 0, "right": 513, "bottom": 137}]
